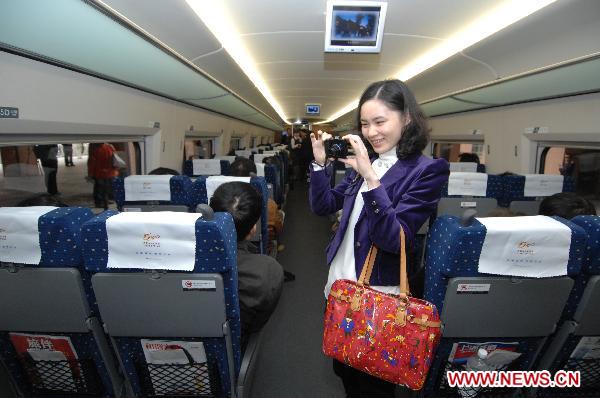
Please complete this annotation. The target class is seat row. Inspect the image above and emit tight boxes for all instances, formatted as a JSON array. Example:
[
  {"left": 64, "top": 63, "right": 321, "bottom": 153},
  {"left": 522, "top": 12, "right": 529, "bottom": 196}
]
[
  {"left": 422, "top": 213, "right": 600, "bottom": 397},
  {"left": 439, "top": 172, "right": 575, "bottom": 217},
  {"left": 182, "top": 147, "right": 289, "bottom": 206},
  {"left": 112, "top": 174, "right": 269, "bottom": 254},
  {"left": 0, "top": 206, "right": 254, "bottom": 398}
]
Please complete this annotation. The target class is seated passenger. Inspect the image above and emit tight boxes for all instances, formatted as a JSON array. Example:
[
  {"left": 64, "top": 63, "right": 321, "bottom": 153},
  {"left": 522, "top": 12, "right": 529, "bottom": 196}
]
[
  {"left": 538, "top": 192, "right": 597, "bottom": 219},
  {"left": 209, "top": 182, "right": 284, "bottom": 337},
  {"left": 458, "top": 152, "right": 480, "bottom": 164},
  {"left": 148, "top": 167, "right": 180, "bottom": 175}
]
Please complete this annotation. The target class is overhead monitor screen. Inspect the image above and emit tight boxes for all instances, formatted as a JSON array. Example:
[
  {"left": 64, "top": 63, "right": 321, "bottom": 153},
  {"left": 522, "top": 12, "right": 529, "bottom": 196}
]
[{"left": 324, "top": 1, "right": 388, "bottom": 53}]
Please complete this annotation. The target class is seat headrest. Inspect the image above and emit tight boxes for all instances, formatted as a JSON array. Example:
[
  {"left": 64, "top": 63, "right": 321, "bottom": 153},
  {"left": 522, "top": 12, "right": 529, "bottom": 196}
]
[
  {"left": 82, "top": 211, "right": 236, "bottom": 273},
  {"left": 571, "top": 215, "right": 600, "bottom": 274},
  {"left": 427, "top": 215, "right": 585, "bottom": 278},
  {"left": 447, "top": 172, "right": 488, "bottom": 196},
  {"left": 0, "top": 207, "right": 94, "bottom": 266},
  {"left": 191, "top": 159, "right": 222, "bottom": 176},
  {"left": 113, "top": 175, "right": 192, "bottom": 207},
  {"left": 449, "top": 162, "right": 478, "bottom": 173}
]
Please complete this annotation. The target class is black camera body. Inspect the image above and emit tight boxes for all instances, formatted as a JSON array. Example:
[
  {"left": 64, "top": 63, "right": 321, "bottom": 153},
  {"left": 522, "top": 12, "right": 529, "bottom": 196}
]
[{"left": 325, "top": 138, "right": 349, "bottom": 159}]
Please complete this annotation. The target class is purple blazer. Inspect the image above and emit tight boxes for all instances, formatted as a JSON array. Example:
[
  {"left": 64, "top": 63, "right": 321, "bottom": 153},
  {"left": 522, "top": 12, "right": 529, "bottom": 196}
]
[{"left": 309, "top": 154, "right": 449, "bottom": 287}]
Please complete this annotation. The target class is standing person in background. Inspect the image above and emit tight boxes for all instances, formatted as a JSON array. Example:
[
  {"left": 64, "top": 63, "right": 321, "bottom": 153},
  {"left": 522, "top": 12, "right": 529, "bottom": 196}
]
[
  {"left": 290, "top": 130, "right": 303, "bottom": 185},
  {"left": 280, "top": 128, "right": 290, "bottom": 146},
  {"left": 309, "top": 79, "right": 449, "bottom": 397},
  {"left": 63, "top": 144, "right": 74, "bottom": 166},
  {"left": 87, "top": 143, "right": 118, "bottom": 210},
  {"left": 33, "top": 144, "right": 59, "bottom": 195},
  {"left": 300, "top": 129, "right": 314, "bottom": 181}
]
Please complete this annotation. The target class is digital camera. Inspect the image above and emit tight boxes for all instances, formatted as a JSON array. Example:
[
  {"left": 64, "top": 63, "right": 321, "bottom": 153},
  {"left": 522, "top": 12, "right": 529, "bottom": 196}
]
[{"left": 325, "top": 138, "right": 349, "bottom": 159}]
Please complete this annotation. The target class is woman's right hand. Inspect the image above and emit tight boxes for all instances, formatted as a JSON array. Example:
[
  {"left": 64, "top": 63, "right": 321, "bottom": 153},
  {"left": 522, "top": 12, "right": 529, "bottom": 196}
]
[{"left": 310, "top": 130, "right": 332, "bottom": 165}]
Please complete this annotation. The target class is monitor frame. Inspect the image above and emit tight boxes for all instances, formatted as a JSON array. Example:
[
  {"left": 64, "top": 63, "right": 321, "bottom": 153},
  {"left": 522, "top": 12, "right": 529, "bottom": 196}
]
[{"left": 324, "top": 0, "right": 388, "bottom": 54}]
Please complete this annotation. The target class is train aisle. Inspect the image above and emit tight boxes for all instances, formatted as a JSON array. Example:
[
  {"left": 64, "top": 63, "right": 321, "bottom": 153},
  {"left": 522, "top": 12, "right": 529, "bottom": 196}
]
[{"left": 251, "top": 181, "right": 345, "bottom": 397}]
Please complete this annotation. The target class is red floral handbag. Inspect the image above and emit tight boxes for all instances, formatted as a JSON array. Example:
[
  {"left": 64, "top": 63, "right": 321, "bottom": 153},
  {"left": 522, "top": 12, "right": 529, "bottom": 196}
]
[{"left": 322, "top": 228, "right": 442, "bottom": 390}]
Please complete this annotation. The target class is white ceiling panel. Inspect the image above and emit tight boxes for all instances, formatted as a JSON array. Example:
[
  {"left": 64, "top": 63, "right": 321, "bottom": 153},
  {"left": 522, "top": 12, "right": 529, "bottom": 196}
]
[
  {"left": 193, "top": 49, "right": 280, "bottom": 121},
  {"left": 101, "top": 0, "right": 221, "bottom": 60},
  {"left": 408, "top": 53, "right": 499, "bottom": 103},
  {"left": 464, "top": 0, "right": 600, "bottom": 79}
]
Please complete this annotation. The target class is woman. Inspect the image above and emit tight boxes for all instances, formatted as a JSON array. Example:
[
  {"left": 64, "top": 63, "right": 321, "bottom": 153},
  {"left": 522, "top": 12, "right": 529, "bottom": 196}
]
[{"left": 309, "top": 79, "right": 449, "bottom": 397}]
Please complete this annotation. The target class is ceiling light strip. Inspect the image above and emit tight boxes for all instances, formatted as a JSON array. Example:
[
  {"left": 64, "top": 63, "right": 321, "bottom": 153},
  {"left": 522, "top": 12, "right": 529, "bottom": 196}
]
[
  {"left": 90, "top": 0, "right": 281, "bottom": 128},
  {"left": 185, "top": 0, "right": 289, "bottom": 124}
]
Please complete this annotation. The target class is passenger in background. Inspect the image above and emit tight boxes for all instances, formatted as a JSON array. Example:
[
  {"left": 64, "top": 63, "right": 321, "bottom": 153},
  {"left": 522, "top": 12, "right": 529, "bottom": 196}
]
[
  {"left": 300, "top": 129, "right": 314, "bottom": 180},
  {"left": 63, "top": 144, "right": 74, "bottom": 167},
  {"left": 148, "top": 167, "right": 180, "bottom": 175},
  {"left": 33, "top": 144, "right": 59, "bottom": 195},
  {"left": 538, "top": 192, "right": 597, "bottom": 219},
  {"left": 209, "top": 182, "right": 284, "bottom": 341},
  {"left": 280, "top": 128, "right": 290, "bottom": 146},
  {"left": 309, "top": 79, "right": 449, "bottom": 397},
  {"left": 87, "top": 143, "right": 118, "bottom": 210},
  {"left": 290, "top": 130, "right": 303, "bottom": 184},
  {"left": 458, "top": 152, "right": 480, "bottom": 164}
]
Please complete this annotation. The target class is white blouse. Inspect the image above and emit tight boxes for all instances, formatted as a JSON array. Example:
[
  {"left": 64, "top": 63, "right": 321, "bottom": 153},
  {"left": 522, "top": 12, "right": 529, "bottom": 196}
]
[{"left": 324, "top": 147, "right": 401, "bottom": 298}]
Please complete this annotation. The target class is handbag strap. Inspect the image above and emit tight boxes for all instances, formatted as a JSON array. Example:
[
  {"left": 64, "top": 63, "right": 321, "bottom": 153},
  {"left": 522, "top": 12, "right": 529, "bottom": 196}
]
[{"left": 357, "top": 228, "right": 409, "bottom": 296}]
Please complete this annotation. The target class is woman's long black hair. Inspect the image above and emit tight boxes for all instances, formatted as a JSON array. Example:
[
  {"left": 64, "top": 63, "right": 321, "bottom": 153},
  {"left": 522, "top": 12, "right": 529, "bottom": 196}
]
[{"left": 355, "top": 79, "right": 429, "bottom": 159}]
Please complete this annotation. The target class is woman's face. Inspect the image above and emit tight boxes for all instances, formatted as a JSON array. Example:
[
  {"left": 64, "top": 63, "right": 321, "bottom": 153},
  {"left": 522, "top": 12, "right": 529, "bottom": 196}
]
[{"left": 360, "top": 99, "right": 406, "bottom": 154}]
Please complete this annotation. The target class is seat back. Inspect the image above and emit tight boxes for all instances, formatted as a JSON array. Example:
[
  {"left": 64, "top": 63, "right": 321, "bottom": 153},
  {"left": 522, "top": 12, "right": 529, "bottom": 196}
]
[
  {"left": 536, "top": 215, "right": 600, "bottom": 396},
  {"left": 422, "top": 214, "right": 586, "bottom": 397},
  {"left": 255, "top": 161, "right": 282, "bottom": 204},
  {"left": 438, "top": 173, "right": 503, "bottom": 217},
  {"left": 83, "top": 211, "right": 242, "bottom": 397},
  {"left": 503, "top": 174, "right": 575, "bottom": 209},
  {"left": 191, "top": 176, "right": 269, "bottom": 254},
  {"left": 0, "top": 207, "right": 122, "bottom": 397},
  {"left": 183, "top": 159, "right": 231, "bottom": 177},
  {"left": 113, "top": 175, "right": 193, "bottom": 211}
]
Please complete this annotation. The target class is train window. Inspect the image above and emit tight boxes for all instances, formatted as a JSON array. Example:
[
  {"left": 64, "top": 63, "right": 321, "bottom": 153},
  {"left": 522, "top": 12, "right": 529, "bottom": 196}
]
[
  {"left": 432, "top": 142, "right": 486, "bottom": 164},
  {"left": 540, "top": 146, "right": 600, "bottom": 211},
  {"left": 230, "top": 138, "right": 241, "bottom": 151},
  {"left": 184, "top": 138, "right": 214, "bottom": 160},
  {"left": 0, "top": 141, "right": 141, "bottom": 209}
]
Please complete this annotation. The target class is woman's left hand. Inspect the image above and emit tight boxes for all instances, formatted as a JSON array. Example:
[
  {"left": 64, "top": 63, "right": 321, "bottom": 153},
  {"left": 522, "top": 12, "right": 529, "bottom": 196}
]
[{"left": 340, "top": 134, "right": 380, "bottom": 189}]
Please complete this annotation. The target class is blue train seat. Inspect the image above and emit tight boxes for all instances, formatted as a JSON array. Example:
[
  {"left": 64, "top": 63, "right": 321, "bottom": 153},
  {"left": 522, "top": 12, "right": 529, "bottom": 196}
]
[
  {"left": 504, "top": 174, "right": 575, "bottom": 214},
  {"left": 113, "top": 175, "right": 193, "bottom": 212},
  {"left": 183, "top": 159, "right": 231, "bottom": 177},
  {"left": 253, "top": 153, "right": 285, "bottom": 205},
  {"left": 438, "top": 172, "right": 504, "bottom": 217},
  {"left": 254, "top": 162, "right": 278, "bottom": 202},
  {"left": 536, "top": 215, "right": 600, "bottom": 397},
  {"left": 191, "top": 176, "right": 269, "bottom": 254},
  {"left": 423, "top": 214, "right": 586, "bottom": 397},
  {"left": 0, "top": 207, "right": 124, "bottom": 397},
  {"left": 82, "top": 210, "right": 258, "bottom": 397}
]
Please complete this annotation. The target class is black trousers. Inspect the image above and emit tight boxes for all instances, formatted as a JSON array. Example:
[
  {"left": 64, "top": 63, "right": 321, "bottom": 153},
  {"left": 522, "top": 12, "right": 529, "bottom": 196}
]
[
  {"left": 333, "top": 360, "right": 396, "bottom": 398},
  {"left": 93, "top": 178, "right": 112, "bottom": 209},
  {"left": 41, "top": 159, "right": 58, "bottom": 195}
]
